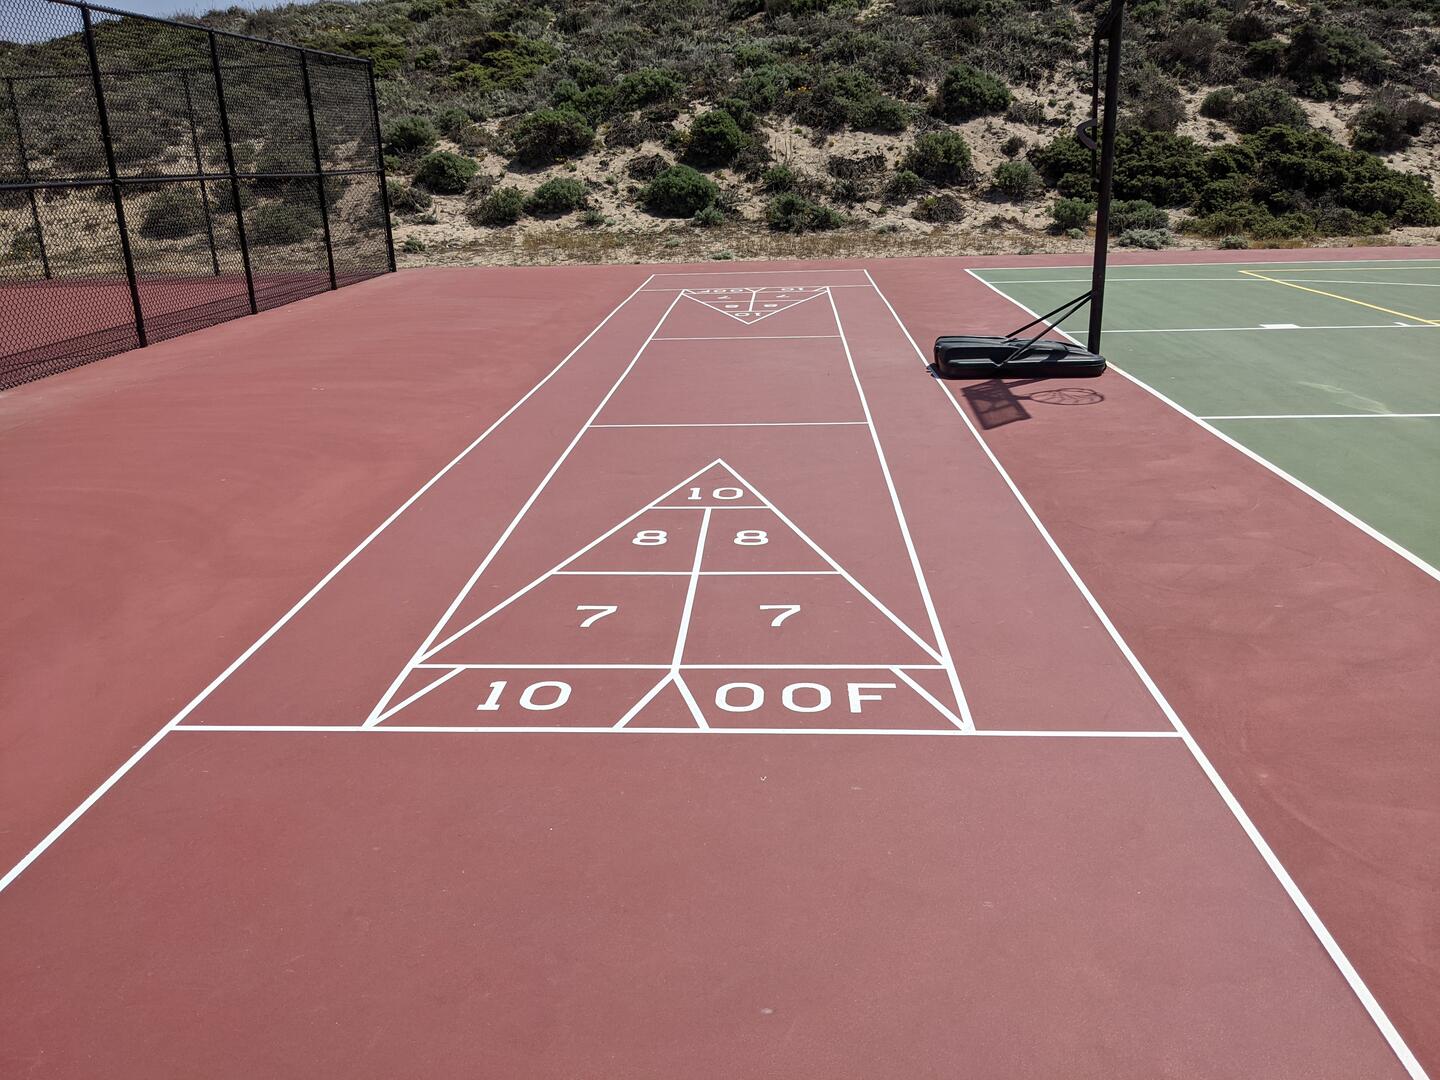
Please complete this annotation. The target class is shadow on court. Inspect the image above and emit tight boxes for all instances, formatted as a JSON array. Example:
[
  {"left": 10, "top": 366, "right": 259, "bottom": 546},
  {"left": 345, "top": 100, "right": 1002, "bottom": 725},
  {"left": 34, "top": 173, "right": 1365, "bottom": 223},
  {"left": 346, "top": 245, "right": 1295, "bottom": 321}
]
[{"left": 960, "top": 379, "right": 1107, "bottom": 429}]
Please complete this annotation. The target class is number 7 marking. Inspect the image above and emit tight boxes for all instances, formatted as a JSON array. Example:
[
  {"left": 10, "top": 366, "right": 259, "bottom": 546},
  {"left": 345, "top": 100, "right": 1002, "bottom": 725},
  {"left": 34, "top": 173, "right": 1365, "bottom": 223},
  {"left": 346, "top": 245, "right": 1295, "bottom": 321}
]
[
  {"left": 760, "top": 604, "right": 801, "bottom": 627},
  {"left": 577, "top": 605, "right": 618, "bottom": 628}
]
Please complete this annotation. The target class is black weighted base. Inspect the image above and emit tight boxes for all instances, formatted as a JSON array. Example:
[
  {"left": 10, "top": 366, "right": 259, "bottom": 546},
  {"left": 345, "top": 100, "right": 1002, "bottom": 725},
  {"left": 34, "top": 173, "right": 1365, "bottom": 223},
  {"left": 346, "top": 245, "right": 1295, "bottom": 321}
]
[{"left": 929, "top": 335, "right": 1107, "bottom": 379}]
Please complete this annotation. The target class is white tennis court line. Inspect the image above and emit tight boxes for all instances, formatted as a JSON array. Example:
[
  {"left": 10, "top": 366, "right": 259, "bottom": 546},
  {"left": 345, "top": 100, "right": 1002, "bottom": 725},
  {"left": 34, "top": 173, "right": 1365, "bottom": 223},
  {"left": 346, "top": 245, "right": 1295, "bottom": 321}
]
[
  {"left": 941, "top": 268, "right": 1429, "bottom": 1077},
  {"left": 0, "top": 272, "right": 664, "bottom": 898},
  {"left": 653, "top": 335, "right": 842, "bottom": 340},
  {"left": 824, "top": 288, "right": 975, "bottom": 731},
  {"left": 171, "top": 724, "right": 1181, "bottom": 737},
  {"left": 979, "top": 257, "right": 1440, "bottom": 273},
  {"left": 1204, "top": 413, "right": 1440, "bottom": 420},
  {"left": 969, "top": 270, "right": 1440, "bottom": 585},
  {"left": 1100, "top": 322, "right": 1440, "bottom": 334}
]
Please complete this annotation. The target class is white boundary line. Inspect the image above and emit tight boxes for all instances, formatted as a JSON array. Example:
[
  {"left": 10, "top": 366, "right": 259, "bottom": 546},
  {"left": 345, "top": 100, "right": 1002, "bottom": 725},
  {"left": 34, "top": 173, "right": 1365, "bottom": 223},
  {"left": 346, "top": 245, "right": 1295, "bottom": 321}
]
[
  {"left": 649, "top": 269, "right": 873, "bottom": 278},
  {"left": 591, "top": 421, "right": 866, "bottom": 428},
  {"left": 825, "top": 287, "right": 975, "bottom": 731},
  {"left": 1204, "top": 413, "right": 1440, "bottom": 420},
  {"left": 878, "top": 268, "right": 1428, "bottom": 1078},
  {"left": 366, "top": 290, "right": 688, "bottom": 722},
  {"left": 965, "top": 269, "right": 1440, "bottom": 584},
  {"left": 978, "top": 257, "right": 1440, "bottom": 273},
  {"left": 409, "top": 663, "right": 949, "bottom": 670},
  {"left": 653, "top": 335, "right": 841, "bottom": 341},
  {"left": 0, "top": 273, "right": 662, "bottom": 896},
  {"left": 1101, "top": 323, "right": 1437, "bottom": 334},
  {"left": 172, "top": 724, "right": 1181, "bottom": 737}
]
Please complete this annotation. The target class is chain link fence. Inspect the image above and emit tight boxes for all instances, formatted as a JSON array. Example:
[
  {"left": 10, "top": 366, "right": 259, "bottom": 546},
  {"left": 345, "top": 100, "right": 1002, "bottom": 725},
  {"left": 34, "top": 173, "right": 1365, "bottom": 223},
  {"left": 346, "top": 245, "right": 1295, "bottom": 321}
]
[{"left": 1, "top": 0, "right": 394, "bottom": 390}]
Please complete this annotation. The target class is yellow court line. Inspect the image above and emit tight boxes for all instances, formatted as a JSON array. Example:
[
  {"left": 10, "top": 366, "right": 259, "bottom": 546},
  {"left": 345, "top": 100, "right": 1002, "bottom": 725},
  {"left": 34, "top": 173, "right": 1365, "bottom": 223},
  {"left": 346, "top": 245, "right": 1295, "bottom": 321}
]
[{"left": 1236, "top": 269, "right": 1440, "bottom": 326}]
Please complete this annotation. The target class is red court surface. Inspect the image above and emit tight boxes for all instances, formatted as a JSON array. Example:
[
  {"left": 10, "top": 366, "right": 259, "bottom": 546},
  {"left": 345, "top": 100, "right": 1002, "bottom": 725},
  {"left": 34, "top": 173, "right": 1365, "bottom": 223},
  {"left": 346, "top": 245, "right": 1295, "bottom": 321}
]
[{"left": 1, "top": 249, "right": 1437, "bottom": 1078}]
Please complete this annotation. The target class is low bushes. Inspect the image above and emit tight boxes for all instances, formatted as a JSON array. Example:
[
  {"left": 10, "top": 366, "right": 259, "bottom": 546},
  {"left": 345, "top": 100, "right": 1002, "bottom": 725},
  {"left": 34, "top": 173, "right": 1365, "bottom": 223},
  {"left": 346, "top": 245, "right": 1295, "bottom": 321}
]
[
  {"left": 1231, "top": 85, "right": 1307, "bottom": 134},
  {"left": 935, "top": 64, "right": 1010, "bottom": 122},
  {"left": 641, "top": 165, "right": 720, "bottom": 217},
  {"left": 900, "top": 131, "right": 973, "bottom": 187},
  {"left": 524, "top": 177, "right": 588, "bottom": 216},
  {"left": 414, "top": 151, "right": 477, "bottom": 194},
  {"left": 991, "top": 160, "right": 1042, "bottom": 200},
  {"left": 1107, "top": 199, "right": 1168, "bottom": 234},
  {"left": 685, "top": 110, "right": 747, "bottom": 166},
  {"left": 138, "top": 189, "right": 206, "bottom": 240},
  {"left": 510, "top": 108, "right": 594, "bottom": 166},
  {"left": 382, "top": 115, "right": 437, "bottom": 156},
  {"left": 766, "top": 192, "right": 845, "bottom": 233},
  {"left": 1049, "top": 197, "right": 1093, "bottom": 232},
  {"left": 468, "top": 186, "right": 525, "bottom": 226},
  {"left": 250, "top": 202, "right": 319, "bottom": 245},
  {"left": 386, "top": 180, "right": 432, "bottom": 214}
]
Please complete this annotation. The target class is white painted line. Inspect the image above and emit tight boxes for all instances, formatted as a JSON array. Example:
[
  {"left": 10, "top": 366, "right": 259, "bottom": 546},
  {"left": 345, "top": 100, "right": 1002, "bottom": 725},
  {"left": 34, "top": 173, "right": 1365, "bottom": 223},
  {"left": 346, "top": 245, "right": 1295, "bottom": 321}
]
[
  {"left": 932, "top": 269, "right": 1430, "bottom": 1077},
  {"left": 649, "top": 504, "right": 768, "bottom": 510},
  {"left": 1260, "top": 322, "right": 1301, "bottom": 329},
  {"left": 612, "top": 673, "right": 675, "bottom": 729},
  {"left": 966, "top": 269, "right": 1440, "bottom": 585},
  {"left": 413, "top": 663, "right": 672, "bottom": 670},
  {"left": 672, "top": 673, "right": 710, "bottom": 729},
  {"left": 553, "top": 570, "right": 689, "bottom": 575},
  {"left": 825, "top": 288, "right": 975, "bottom": 731},
  {"left": 891, "top": 666, "right": 966, "bottom": 730},
  {"left": 1265, "top": 277, "right": 1440, "bottom": 288},
  {"left": 408, "top": 662, "right": 947, "bottom": 671},
  {"left": 641, "top": 284, "right": 873, "bottom": 292},
  {"left": 652, "top": 335, "right": 842, "bottom": 341},
  {"left": 649, "top": 269, "right": 873, "bottom": 278},
  {"left": 1101, "top": 323, "right": 1439, "bottom": 334},
  {"left": 591, "top": 421, "right": 866, "bottom": 428},
  {"left": 718, "top": 459, "right": 947, "bottom": 666},
  {"left": 1203, "top": 413, "right": 1440, "bottom": 420},
  {"left": 671, "top": 507, "right": 712, "bottom": 668},
  {"left": 379, "top": 300, "right": 696, "bottom": 691},
  {"left": 369, "top": 666, "right": 465, "bottom": 725},
  {"left": 977, "top": 258, "right": 1440, "bottom": 273},
  {"left": 173, "top": 724, "right": 1180, "bottom": 737},
  {"left": 0, "top": 272, "right": 662, "bottom": 897}
]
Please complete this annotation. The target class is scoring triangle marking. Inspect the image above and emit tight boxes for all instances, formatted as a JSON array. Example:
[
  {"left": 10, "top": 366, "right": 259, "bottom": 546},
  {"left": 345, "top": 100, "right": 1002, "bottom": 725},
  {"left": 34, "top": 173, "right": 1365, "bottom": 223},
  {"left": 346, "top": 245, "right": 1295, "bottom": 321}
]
[{"left": 681, "top": 287, "right": 828, "bottom": 325}]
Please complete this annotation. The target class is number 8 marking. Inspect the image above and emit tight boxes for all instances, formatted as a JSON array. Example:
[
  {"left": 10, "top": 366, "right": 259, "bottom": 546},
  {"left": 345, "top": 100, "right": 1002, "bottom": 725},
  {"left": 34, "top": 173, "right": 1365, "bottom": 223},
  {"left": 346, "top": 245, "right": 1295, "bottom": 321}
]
[
  {"left": 734, "top": 530, "right": 768, "bottom": 546},
  {"left": 632, "top": 529, "right": 667, "bottom": 545}
]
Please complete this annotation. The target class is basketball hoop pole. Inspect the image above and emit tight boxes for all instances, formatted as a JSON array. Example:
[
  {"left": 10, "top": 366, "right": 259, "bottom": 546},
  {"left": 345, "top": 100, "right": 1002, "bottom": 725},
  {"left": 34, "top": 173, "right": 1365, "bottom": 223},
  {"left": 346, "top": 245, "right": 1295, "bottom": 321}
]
[{"left": 1086, "top": 0, "right": 1125, "bottom": 355}]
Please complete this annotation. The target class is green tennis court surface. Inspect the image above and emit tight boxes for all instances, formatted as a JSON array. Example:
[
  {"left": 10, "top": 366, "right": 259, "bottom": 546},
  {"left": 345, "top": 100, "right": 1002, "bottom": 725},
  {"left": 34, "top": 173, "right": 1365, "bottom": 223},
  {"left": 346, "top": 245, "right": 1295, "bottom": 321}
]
[{"left": 975, "top": 258, "right": 1440, "bottom": 570}]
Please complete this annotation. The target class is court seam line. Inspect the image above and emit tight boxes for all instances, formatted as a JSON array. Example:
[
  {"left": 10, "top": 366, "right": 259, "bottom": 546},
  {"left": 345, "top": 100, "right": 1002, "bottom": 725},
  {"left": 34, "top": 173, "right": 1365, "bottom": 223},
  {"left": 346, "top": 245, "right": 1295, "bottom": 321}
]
[
  {"left": 1237, "top": 269, "right": 1440, "bottom": 326},
  {"left": 171, "top": 724, "right": 1182, "bottom": 737},
  {"left": 0, "top": 271, "right": 661, "bottom": 897},
  {"left": 369, "top": 292, "right": 690, "bottom": 717},
  {"left": 824, "top": 287, "right": 975, "bottom": 731},
  {"left": 927, "top": 269, "right": 1428, "bottom": 1077},
  {"left": 965, "top": 269, "right": 1440, "bottom": 584}
]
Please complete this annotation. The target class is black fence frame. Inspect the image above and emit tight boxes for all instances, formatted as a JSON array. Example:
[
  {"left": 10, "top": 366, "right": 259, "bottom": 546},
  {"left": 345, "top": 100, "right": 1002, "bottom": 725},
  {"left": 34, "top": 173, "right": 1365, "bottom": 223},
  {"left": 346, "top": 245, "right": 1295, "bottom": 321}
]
[{"left": 1, "top": 0, "right": 395, "bottom": 389}]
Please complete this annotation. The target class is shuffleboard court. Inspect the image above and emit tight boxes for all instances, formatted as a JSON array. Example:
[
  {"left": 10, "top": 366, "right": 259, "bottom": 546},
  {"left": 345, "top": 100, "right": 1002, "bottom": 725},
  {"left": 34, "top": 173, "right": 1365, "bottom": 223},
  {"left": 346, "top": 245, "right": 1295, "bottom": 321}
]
[
  {"left": 972, "top": 257, "right": 1440, "bottom": 570},
  {"left": 1, "top": 253, "right": 1437, "bottom": 1078}
]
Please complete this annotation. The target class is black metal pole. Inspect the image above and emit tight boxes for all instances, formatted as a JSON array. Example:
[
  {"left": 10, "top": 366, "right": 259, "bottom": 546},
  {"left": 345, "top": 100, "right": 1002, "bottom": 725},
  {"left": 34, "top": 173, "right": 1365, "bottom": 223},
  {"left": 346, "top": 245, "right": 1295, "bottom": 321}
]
[
  {"left": 365, "top": 60, "right": 396, "bottom": 273},
  {"left": 299, "top": 52, "right": 337, "bottom": 291},
  {"left": 82, "top": 4, "right": 146, "bottom": 347},
  {"left": 7, "top": 77, "right": 51, "bottom": 280},
  {"left": 1087, "top": 0, "right": 1124, "bottom": 356},
  {"left": 181, "top": 69, "right": 221, "bottom": 276},
  {"left": 209, "top": 30, "right": 257, "bottom": 315}
]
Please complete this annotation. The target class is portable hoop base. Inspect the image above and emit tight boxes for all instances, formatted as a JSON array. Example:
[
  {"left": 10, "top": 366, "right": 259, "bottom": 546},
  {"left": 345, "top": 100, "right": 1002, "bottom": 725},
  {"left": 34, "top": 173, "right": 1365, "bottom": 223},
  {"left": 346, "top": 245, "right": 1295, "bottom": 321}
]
[{"left": 929, "top": 335, "right": 1106, "bottom": 380}]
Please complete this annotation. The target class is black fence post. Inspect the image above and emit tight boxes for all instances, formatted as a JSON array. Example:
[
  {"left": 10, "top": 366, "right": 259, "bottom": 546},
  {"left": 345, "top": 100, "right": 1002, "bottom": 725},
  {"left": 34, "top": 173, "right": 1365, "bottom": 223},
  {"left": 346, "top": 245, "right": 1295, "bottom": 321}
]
[
  {"left": 82, "top": 3, "right": 146, "bottom": 347},
  {"left": 1087, "top": 0, "right": 1125, "bottom": 356},
  {"left": 180, "top": 68, "right": 221, "bottom": 277},
  {"left": 366, "top": 60, "right": 396, "bottom": 272},
  {"left": 299, "top": 51, "right": 337, "bottom": 291},
  {"left": 209, "top": 30, "right": 257, "bottom": 315},
  {"left": 6, "top": 76, "right": 51, "bottom": 280}
]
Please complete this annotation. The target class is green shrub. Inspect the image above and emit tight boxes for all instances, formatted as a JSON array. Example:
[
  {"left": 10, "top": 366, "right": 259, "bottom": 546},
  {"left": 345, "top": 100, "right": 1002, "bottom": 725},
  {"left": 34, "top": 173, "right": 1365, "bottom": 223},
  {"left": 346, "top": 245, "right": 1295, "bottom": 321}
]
[
  {"left": 524, "top": 177, "right": 588, "bottom": 216},
  {"left": 1117, "top": 227, "right": 1172, "bottom": 249},
  {"left": 991, "top": 160, "right": 1042, "bottom": 199},
  {"left": 1284, "top": 22, "right": 1385, "bottom": 98},
  {"left": 468, "top": 186, "right": 525, "bottom": 226},
  {"left": 626, "top": 153, "right": 670, "bottom": 182},
  {"left": 414, "top": 151, "right": 478, "bottom": 194},
  {"left": 386, "top": 180, "right": 432, "bottom": 214},
  {"left": 1001, "top": 134, "right": 1026, "bottom": 157},
  {"left": 615, "top": 69, "right": 684, "bottom": 111},
  {"left": 900, "top": 130, "right": 973, "bottom": 187},
  {"left": 935, "top": 64, "right": 1011, "bottom": 122},
  {"left": 1156, "top": 19, "right": 1223, "bottom": 74},
  {"left": 761, "top": 164, "right": 804, "bottom": 193},
  {"left": 138, "top": 188, "right": 206, "bottom": 240},
  {"left": 884, "top": 169, "right": 926, "bottom": 203},
  {"left": 435, "top": 108, "right": 473, "bottom": 138},
  {"left": 1228, "top": 12, "right": 1270, "bottom": 45},
  {"left": 383, "top": 115, "right": 438, "bottom": 156},
  {"left": 1126, "top": 64, "right": 1185, "bottom": 133},
  {"left": 1050, "top": 197, "right": 1094, "bottom": 232},
  {"left": 251, "top": 201, "right": 318, "bottom": 246},
  {"left": 1108, "top": 199, "right": 1169, "bottom": 234},
  {"left": 1199, "top": 88, "right": 1236, "bottom": 121},
  {"left": 1219, "top": 234, "right": 1248, "bottom": 249},
  {"left": 850, "top": 94, "right": 910, "bottom": 133},
  {"left": 641, "top": 165, "right": 720, "bottom": 217},
  {"left": 913, "top": 193, "right": 966, "bottom": 223},
  {"left": 552, "top": 80, "right": 619, "bottom": 125},
  {"left": 1351, "top": 100, "right": 1436, "bottom": 154},
  {"left": 1232, "top": 86, "right": 1307, "bottom": 134},
  {"left": 766, "top": 192, "right": 845, "bottom": 233},
  {"left": 685, "top": 110, "right": 747, "bottom": 166},
  {"left": 510, "top": 108, "right": 594, "bottom": 166},
  {"left": 401, "top": 235, "right": 426, "bottom": 254},
  {"left": 691, "top": 204, "right": 727, "bottom": 228}
]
